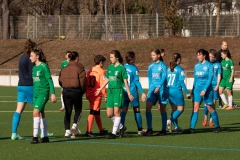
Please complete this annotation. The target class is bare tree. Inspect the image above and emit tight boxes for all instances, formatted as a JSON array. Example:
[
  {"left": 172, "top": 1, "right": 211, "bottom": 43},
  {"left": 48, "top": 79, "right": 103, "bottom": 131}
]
[
  {"left": 2, "top": 0, "right": 10, "bottom": 39},
  {"left": 215, "top": 0, "right": 222, "bottom": 35}
]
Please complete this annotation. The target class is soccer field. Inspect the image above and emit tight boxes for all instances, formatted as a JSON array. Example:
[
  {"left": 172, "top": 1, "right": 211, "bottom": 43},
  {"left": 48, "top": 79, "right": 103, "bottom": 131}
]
[{"left": 0, "top": 86, "right": 240, "bottom": 159}]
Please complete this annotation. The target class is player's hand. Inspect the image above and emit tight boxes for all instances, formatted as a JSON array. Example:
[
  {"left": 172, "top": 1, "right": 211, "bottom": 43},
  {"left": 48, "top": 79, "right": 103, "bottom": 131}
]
[
  {"left": 214, "top": 86, "right": 219, "bottom": 91},
  {"left": 104, "top": 97, "right": 107, "bottom": 102},
  {"left": 95, "top": 88, "right": 101, "bottom": 96},
  {"left": 141, "top": 93, "right": 146, "bottom": 102},
  {"left": 229, "top": 79, "right": 233, "bottom": 83},
  {"left": 51, "top": 94, "right": 57, "bottom": 103},
  {"left": 154, "top": 88, "right": 159, "bottom": 94},
  {"left": 186, "top": 94, "right": 191, "bottom": 99},
  {"left": 128, "top": 94, "right": 134, "bottom": 101},
  {"left": 200, "top": 91, "right": 206, "bottom": 96}
]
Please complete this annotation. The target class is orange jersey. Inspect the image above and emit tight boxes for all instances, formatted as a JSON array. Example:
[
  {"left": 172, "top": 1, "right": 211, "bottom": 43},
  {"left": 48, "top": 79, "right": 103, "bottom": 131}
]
[{"left": 86, "top": 66, "right": 107, "bottom": 99}]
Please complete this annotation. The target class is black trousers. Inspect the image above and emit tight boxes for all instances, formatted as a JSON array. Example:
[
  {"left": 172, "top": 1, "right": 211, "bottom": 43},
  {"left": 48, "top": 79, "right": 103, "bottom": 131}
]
[{"left": 63, "top": 92, "right": 83, "bottom": 130}]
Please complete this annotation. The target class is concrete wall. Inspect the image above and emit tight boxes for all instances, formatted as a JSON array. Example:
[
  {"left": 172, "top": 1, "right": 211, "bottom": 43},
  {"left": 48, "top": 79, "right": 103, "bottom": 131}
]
[{"left": 1, "top": 75, "right": 240, "bottom": 90}]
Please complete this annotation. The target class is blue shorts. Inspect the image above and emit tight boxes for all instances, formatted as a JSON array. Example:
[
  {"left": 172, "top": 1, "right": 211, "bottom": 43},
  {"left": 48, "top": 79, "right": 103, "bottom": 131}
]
[
  {"left": 123, "top": 91, "right": 140, "bottom": 107},
  {"left": 17, "top": 86, "right": 33, "bottom": 104},
  {"left": 168, "top": 88, "right": 184, "bottom": 106},
  {"left": 192, "top": 88, "right": 214, "bottom": 106},
  {"left": 147, "top": 87, "right": 168, "bottom": 105}
]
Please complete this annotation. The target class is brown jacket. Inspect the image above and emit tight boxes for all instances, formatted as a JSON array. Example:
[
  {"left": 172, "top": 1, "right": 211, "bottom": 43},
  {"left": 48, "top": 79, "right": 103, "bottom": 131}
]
[{"left": 59, "top": 61, "right": 86, "bottom": 94}]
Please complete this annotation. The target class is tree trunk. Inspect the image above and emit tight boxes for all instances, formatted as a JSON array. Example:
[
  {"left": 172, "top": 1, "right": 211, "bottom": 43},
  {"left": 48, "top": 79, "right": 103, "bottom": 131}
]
[
  {"left": 2, "top": 0, "right": 10, "bottom": 39},
  {"left": 215, "top": 0, "right": 222, "bottom": 36}
]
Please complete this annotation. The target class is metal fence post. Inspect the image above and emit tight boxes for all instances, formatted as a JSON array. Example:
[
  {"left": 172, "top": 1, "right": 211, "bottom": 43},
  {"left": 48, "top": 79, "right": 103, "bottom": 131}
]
[
  {"left": 131, "top": 14, "right": 133, "bottom": 40},
  {"left": 82, "top": 15, "right": 84, "bottom": 40},
  {"left": 35, "top": 17, "right": 37, "bottom": 39},
  {"left": 10, "top": 69, "right": 12, "bottom": 86},
  {"left": 58, "top": 15, "right": 60, "bottom": 39},
  {"left": 210, "top": 13, "right": 212, "bottom": 36},
  {"left": 237, "top": 13, "right": 239, "bottom": 36}
]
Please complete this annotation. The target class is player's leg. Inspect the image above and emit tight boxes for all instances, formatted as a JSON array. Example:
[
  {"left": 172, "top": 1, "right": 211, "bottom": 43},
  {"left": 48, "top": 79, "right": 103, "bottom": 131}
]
[
  {"left": 63, "top": 92, "right": 74, "bottom": 137},
  {"left": 202, "top": 105, "right": 208, "bottom": 126},
  {"left": 133, "top": 106, "right": 144, "bottom": 134},
  {"left": 106, "top": 88, "right": 124, "bottom": 139},
  {"left": 39, "top": 111, "right": 50, "bottom": 143},
  {"left": 71, "top": 92, "right": 83, "bottom": 136},
  {"left": 167, "top": 89, "right": 184, "bottom": 132},
  {"left": 11, "top": 103, "right": 26, "bottom": 140},
  {"left": 225, "top": 79, "right": 234, "bottom": 110},
  {"left": 60, "top": 88, "right": 65, "bottom": 111},
  {"left": 219, "top": 79, "right": 229, "bottom": 109},
  {"left": 225, "top": 89, "right": 233, "bottom": 110},
  {"left": 156, "top": 87, "right": 168, "bottom": 136},
  {"left": 120, "top": 91, "right": 129, "bottom": 127},
  {"left": 183, "top": 89, "right": 201, "bottom": 134},
  {"left": 170, "top": 105, "right": 184, "bottom": 132},
  {"left": 120, "top": 102, "right": 129, "bottom": 127},
  {"left": 205, "top": 89, "right": 220, "bottom": 132},
  {"left": 142, "top": 92, "right": 157, "bottom": 136},
  {"left": 92, "top": 97, "right": 105, "bottom": 133},
  {"left": 12, "top": 86, "right": 33, "bottom": 140},
  {"left": 86, "top": 98, "right": 95, "bottom": 136},
  {"left": 208, "top": 105, "right": 220, "bottom": 133}
]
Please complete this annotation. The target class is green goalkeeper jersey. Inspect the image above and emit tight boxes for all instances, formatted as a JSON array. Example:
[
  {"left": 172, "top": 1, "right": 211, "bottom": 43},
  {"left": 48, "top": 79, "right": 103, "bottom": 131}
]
[
  {"left": 221, "top": 59, "right": 234, "bottom": 79},
  {"left": 106, "top": 63, "right": 128, "bottom": 89},
  {"left": 60, "top": 60, "right": 69, "bottom": 70},
  {"left": 32, "top": 62, "right": 55, "bottom": 96}
]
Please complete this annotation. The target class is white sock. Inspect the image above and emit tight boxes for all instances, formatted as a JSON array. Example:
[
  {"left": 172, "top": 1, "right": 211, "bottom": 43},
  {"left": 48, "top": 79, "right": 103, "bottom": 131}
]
[
  {"left": 40, "top": 118, "right": 48, "bottom": 137},
  {"left": 33, "top": 117, "right": 40, "bottom": 137},
  {"left": 110, "top": 116, "right": 115, "bottom": 123},
  {"left": 119, "top": 122, "right": 123, "bottom": 129},
  {"left": 228, "top": 96, "right": 233, "bottom": 107},
  {"left": 209, "top": 118, "right": 212, "bottom": 123},
  {"left": 112, "top": 117, "right": 121, "bottom": 135},
  {"left": 72, "top": 123, "right": 77, "bottom": 129},
  {"left": 61, "top": 94, "right": 64, "bottom": 108},
  {"left": 220, "top": 94, "right": 228, "bottom": 104},
  {"left": 204, "top": 115, "right": 208, "bottom": 121}
]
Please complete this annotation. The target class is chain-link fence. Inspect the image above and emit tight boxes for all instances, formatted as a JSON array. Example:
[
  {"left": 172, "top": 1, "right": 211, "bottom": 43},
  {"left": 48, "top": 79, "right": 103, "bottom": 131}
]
[{"left": 1, "top": 13, "right": 240, "bottom": 40}]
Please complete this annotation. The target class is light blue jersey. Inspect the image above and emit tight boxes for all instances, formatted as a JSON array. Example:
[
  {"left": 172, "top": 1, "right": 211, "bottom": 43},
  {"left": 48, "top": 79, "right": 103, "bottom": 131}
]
[
  {"left": 192, "top": 61, "right": 214, "bottom": 105},
  {"left": 193, "top": 61, "right": 213, "bottom": 92},
  {"left": 148, "top": 61, "right": 167, "bottom": 93},
  {"left": 123, "top": 63, "right": 144, "bottom": 97},
  {"left": 212, "top": 61, "right": 221, "bottom": 87},
  {"left": 123, "top": 63, "right": 144, "bottom": 107},
  {"left": 167, "top": 64, "right": 189, "bottom": 94},
  {"left": 167, "top": 65, "right": 189, "bottom": 106},
  {"left": 147, "top": 61, "right": 168, "bottom": 105}
]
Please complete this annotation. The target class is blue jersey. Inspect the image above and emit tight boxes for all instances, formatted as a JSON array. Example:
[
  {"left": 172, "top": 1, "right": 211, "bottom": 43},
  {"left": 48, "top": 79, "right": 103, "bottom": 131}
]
[
  {"left": 147, "top": 61, "right": 167, "bottom": 93},
  {"left": 193, "top": 61, "right": 213, "bottom": 91},
  {"left": 212, "top": 61, "right": 221, "bottom": 86},
  {"left": 167, "top": 64, "right": 189, "bottom": 94},
  {"left": 123, "top": 63, "right": 144, "bottom": 97}
]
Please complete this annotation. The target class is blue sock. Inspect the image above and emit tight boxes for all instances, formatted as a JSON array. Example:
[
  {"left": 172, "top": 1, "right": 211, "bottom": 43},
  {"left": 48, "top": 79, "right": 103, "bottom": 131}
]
[
  {"left": 171, "top": 110, "right": 182, "bottom": 128},
  {"left": 146, "top": 112, "right": 152, "bottom": 130},
  {"left": 161, "top": 112, "right": 167, "bottom": 131},
  {"left": 210, "top": 111, "right": 220, "bottom": 127},
  {"left": 190, "top": 112, "right": 198, "bottom": 129},
  {"left": 12, "top": 112, "right": 21, "bottom": 133},
  {"left": 134, "top": 112, "right": 142, "bottom": 129},
  {"left": 120, "top": 112, "right": 126, "bottom": 126},
  {"left": 204, "top": 105, "right": 208, "bottom": 116}
]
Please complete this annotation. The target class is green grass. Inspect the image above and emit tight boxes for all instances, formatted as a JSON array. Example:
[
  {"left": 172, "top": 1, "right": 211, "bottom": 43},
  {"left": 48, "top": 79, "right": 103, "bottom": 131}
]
[{"left": 0, "top": 86, "right": 240, "bottom": 159}]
